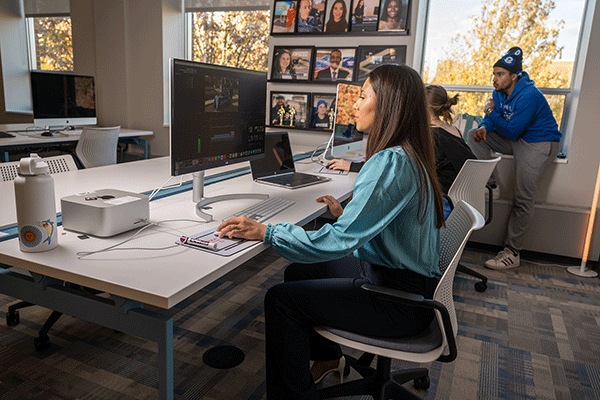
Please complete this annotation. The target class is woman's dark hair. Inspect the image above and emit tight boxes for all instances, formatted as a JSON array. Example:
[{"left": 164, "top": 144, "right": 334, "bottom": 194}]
[
  {"left": 365, "top": 64, "right": 445, "bottom": 228},
  {"left": 326, "top": 0, "right": 348, "bottom": 31},
  {"left": 381, "top": 0, "right": 401, "bottom": 21},
  {"left": 273, "top": 49, "right": 296, "bottom": 77},
  {"left": 426, "top": 85, "right": 459, "bottom": 124}
]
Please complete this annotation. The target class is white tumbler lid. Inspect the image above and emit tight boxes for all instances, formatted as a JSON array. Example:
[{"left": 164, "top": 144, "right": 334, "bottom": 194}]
[{"left": 18, "top": 153, "right": 50, "bottom": 176}]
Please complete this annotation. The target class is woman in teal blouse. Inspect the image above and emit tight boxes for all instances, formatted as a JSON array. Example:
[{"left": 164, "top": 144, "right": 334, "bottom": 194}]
[{"left": 218, "top": 64, "right": 445, "bottom": 400}]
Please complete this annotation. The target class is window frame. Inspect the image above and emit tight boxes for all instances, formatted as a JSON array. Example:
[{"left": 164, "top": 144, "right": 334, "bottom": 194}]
[{"left": 24, "top": 14, "right": 73, "bottom": 72}]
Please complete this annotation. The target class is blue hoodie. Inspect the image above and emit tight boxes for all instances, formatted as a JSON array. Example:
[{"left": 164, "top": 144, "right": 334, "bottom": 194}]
[{"left": 479, "top": 71, "right": 562, "bottom": 143}]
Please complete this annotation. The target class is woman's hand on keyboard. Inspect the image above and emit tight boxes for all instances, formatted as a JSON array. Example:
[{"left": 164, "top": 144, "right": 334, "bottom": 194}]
[
  {"left": 217, "top": 216, "right": 267, "bottom": 241},
  {"left": 316, "top": 195, "right": 343, "bottom": 218}
]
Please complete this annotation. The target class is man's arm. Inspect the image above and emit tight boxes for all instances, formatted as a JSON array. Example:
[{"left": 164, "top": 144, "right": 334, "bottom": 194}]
[{"left": 483, "top": 91, "right": 542, "bottom": 140}]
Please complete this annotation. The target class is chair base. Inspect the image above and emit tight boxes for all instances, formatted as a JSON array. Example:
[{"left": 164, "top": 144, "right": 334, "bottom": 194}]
[
  {"left": 319, "top": 353, "right": 429, "bottom": 400},
  {"left": 457, "top": 263, "right": 488, "bottom": 292}
]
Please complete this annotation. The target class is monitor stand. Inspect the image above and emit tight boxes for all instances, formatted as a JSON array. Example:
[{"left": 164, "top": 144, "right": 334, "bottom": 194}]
[{"left": 192, "top": 171, "right": 268, "bottom": 222}]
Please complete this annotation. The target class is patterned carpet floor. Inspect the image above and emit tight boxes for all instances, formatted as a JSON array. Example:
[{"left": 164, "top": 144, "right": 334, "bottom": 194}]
[{"left": 1, "top": 245, "right": 599, "bottom": 399}]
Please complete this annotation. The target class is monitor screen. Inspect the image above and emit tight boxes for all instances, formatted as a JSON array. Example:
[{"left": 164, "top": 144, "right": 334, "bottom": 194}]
[
  {"left": 330, "top": 82, "right": 364, "bottom": 157},
  {"left": 30, "top": 71, "right": 97, "bottom": 127},
  {"left": 170, "top": 59, "right": 267, "bottom": 177}
]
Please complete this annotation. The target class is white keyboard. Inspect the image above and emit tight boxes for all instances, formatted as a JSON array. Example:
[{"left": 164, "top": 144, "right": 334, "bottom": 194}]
[{"left": 224, "top": 197, "right": 296, "bottom": 223}]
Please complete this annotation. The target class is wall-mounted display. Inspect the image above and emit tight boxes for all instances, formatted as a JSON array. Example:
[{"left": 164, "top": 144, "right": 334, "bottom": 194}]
[
  {"left": 377, "top": 0, "right": 409, "bottom": 32},
  {"left": 272, "top": 0, "right": 298, "bottom": 33},
  {"left": 350, "top": 0, "right": 379, "bottom": 32},
  {"left": 313, "top": 47, "right": 355, "bottom": 82},
  {"left": 309, "top": 93, "right": 337, "bottom": 130},
  {"left": 271, "top": 46, "right": 314, "bottom": 81},
  {"left": 324, "top": 0, "right": 351, "bottom": 32},
  {"left": 355, "top": 45, "right": 406, "bottom": 82},
  {"left": 297, "top": 0, "right": 326, "bottom": 33},
  {"left": 270, "top": 92, "right": 310, "bottom": 129}
]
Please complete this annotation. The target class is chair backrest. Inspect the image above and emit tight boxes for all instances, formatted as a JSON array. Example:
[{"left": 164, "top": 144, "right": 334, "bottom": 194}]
[
  {"left": 434, "top": 200, "right": 485, "bottom": 338},
  {"left": 447, "top": 156, "right": 501, "bottom": 219},
  {"left": 454, "top": 113, "right": 483, "bottom": 140},
  {"left": 75, "top": 126, "right": 120, "bottom": 168},
  {"left": 0, "top": 154, "right": 78, "bottom": 182}
]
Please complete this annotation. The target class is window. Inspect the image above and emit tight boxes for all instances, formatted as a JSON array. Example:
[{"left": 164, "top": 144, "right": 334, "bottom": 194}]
[
  {"left": 186, "top": 10, "right": 270, "bottom": 72},
  {"left": 27, "top": 16, "right": 73, "bottom": 71},
  {"left": 421, "top": 0, "right": 588, "bottom": 156}
]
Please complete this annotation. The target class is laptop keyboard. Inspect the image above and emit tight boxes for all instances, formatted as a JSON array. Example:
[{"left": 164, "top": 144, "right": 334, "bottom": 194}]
[
  {"left": 0, "top": 131, "right": 16, "bottom": 138},
  {"left": 224, "top": 197, "right": 296, "bottom": 223}
]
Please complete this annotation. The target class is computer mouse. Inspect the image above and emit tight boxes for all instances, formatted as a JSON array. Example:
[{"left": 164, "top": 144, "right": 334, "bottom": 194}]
[{"left": 41, "top": 131, "right": 53, "bottom": 137}]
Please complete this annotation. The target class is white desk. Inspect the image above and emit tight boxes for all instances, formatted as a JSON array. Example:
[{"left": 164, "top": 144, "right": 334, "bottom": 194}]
[
  {"left": 0, "top": 127, "right": 153, "bottom": 161},
  {"left": 0, "top": 156, "right": 356, "bottom": 399}
]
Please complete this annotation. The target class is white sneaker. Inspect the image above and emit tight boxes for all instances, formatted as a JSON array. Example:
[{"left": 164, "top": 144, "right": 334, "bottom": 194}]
[{"left": 484, "top": 247, "right": 520, "bottom": 270}]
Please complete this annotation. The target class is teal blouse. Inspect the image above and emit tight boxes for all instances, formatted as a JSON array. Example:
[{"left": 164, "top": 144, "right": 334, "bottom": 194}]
[{"left": 263, "top": 146, "right": 441, "bottom": 278}]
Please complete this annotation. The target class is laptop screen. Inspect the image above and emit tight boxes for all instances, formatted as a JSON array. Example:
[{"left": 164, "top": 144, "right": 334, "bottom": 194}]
[{"left": 251, "top": 132, "right": 295, "bottom": 179}]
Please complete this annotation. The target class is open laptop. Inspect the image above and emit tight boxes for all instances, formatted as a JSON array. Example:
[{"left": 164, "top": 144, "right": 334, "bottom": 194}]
[{"left": 251, "top": 131, "right": 331, "bottom": 189}]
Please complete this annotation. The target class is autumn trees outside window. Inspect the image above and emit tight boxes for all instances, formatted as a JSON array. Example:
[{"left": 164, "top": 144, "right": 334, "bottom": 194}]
[
  {"left": 27, "top": 16, "right": 73, "bottom": 71},
  {"left": 422, "top": 0, "right": 587, "bottom": 145}
]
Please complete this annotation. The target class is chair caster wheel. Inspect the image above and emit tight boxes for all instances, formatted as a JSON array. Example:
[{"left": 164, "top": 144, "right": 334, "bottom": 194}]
[
  {"left": 6, "top": 311, "right": 20, "bottom": 326},
  {"left": 475, "top": 281, "right": 487, "bottom": 292},
  {"left": 414, "top": 375, "right": 430, "bottom": 390},
  {"left": 34, "top": 334, "right": 51, "bottom": 351}
]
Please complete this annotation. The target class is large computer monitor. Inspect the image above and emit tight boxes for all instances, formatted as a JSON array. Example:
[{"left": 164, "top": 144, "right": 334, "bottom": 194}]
[
  {"left": 170, "top": 58, "right": 267, "bottom": 221},
  {"left": 30, "top": 71, "right": 97, "bottom": 128},
  {"left": 323, "top": 82, "right": 364, "bottom": 160}
]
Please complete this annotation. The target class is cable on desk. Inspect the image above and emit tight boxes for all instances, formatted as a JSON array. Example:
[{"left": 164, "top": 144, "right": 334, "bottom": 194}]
[
  {"left": 148, "top": 176, "right": 184, "bottom": 201},
  {"left": 76, "top": 218, "right": 207, "bottom": 259},
  {"left": 310, "top": 142, "right": 329, "bottom": 165}
]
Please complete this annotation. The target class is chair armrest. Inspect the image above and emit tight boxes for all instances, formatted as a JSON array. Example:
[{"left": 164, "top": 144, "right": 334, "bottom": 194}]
[{"left": 361, "top": 283, "right": 458, "bottom": 363}]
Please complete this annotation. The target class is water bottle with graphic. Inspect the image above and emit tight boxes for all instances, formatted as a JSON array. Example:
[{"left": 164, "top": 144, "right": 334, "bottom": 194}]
[{"left": 14, "top": 154, "right": 58, "bottom": 252}]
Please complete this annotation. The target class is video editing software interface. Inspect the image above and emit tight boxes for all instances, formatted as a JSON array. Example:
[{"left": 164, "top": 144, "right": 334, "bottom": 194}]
[{"left": 171, "top": 59, "right": 267, "bottom": 176}]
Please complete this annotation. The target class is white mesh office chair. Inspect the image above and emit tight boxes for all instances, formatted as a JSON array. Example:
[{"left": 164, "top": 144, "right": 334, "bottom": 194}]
[
  {"left": 446, "top": 156, "right": 501, "bottom": 292},
  {"left": 314, "top": 201, "right": 485, "bottom": 400},
  {"left": 75, "top": 126, "right": 120, "bottom": 168},
  {"left": 1, "top": 154, "right": 78, "bottom": 181}
]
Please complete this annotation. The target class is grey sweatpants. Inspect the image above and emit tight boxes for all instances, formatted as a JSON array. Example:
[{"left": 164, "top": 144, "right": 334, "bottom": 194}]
[{"left": 467, "top": 129, "right": 558, "bottom": 252}]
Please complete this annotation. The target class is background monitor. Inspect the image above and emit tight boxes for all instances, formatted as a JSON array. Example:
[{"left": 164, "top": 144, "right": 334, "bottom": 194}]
[
  {"left": 170, "top": 58, "right": 268, "bottom": 221},
  {"left": 30, "top": 71, "right": 97, "bottom": 127},
  {"left": 324, "top": 82, "right": 364, "bottom": 159}
]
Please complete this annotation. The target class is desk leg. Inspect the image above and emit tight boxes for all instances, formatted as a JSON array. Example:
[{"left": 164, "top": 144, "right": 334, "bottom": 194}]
[
  {"left": 3, "top": 151, "right": 8, "bottom": 162},
  {"left": 0, "top": 266, "right": 174, "bottom": 399}
]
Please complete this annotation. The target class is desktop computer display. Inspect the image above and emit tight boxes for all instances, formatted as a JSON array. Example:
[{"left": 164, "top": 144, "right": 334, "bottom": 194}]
[
  {"left": 170, "top": 58, "right": 268, "bottom": 221},
  {"left": 30, "top": 71, "right": 97, "bottom": 128},
  {"left": 323, "top": 82, "right": 364, "bottom": 160},
  {"left": 170, "top": 59, "right": 266, "bottom": 176}
]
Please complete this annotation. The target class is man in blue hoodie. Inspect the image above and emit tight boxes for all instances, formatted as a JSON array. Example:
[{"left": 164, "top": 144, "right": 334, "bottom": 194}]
[{"left": 467, "top": 47, "right": 561, "bottom": 270}]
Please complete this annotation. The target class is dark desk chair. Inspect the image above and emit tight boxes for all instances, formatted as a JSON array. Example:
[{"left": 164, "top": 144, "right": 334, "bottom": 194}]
[
  {"left": 445, "top": 156, "right": 501, "bottom": 292},
  {"left": 314, "top": 201, "right": 485, "bottom": 400}
]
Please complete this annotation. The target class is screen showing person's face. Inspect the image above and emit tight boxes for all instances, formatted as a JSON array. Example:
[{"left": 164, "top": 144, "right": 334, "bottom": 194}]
[
  {"left": 329, "top": 52, "right": 342, "bottom": 69},
  {"left": 276, "top": 97, "right": 285, "bottom": 107},
  {"left": 332, "top": 2, "right": 344, "bottom": 21},
  {"left": 386, "top": 0, "right": 399, "bottom": 20},
  {"left": 279, "top": 53, "right": 291, "bottom": 70},
  {"left": 299, "top": 0, "right": 311, "bottom": 19},
  {"left": 317, "top": 103, "right": 327, "bottom": 116}
]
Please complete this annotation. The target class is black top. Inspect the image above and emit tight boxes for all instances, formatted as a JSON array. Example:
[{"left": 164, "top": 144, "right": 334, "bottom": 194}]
[{"left": 348, "top": 126, "right": 475, "bottom": 193}]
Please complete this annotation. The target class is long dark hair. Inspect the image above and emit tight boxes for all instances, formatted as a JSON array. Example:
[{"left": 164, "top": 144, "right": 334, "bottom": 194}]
[
  {"left": 326, "top": 0, "right": 348, "bottom": 31},
  {"left": 365, "top": 64, "right": 444, "bottom": 228},
  {"left": 273, "top": 49, "right": 296, "bottom": 77},
  {"left": 381, "top": 0, "right": 401, "bottom": 22}
]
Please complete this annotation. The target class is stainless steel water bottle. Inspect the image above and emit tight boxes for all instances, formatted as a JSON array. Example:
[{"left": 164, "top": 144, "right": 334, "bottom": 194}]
[{"left": 14, "top": 154, "right": 58, "bottom": 252}]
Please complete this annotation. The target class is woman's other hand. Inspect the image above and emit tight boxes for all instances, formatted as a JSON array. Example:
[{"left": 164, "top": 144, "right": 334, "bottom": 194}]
[
  {"left": 317, "top": 195, "right": 343, "bottom": 218},
  {"left": 217, "top": 216, "right": 267, "bottom": 240}
]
